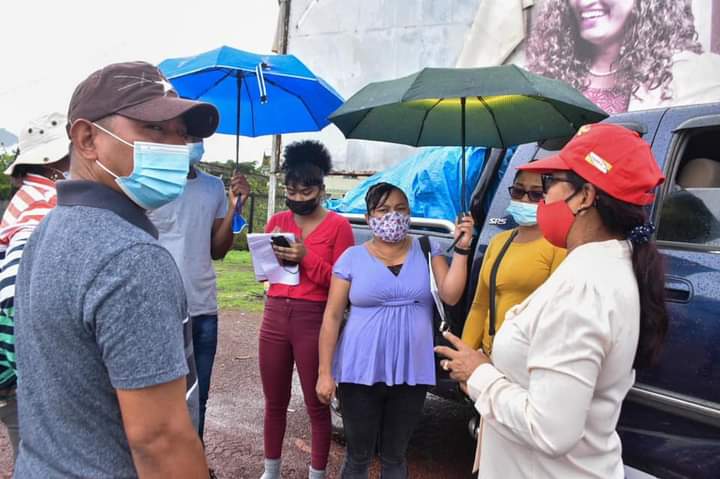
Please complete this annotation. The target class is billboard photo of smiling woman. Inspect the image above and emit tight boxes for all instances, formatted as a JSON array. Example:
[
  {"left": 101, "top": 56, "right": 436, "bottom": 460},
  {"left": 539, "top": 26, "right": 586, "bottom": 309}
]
[{"left": 525, "top": 0, "right": 720, "bottom": 113}]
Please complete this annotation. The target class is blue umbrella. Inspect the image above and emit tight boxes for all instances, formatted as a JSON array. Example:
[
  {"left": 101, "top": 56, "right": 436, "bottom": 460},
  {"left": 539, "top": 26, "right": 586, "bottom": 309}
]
[
  {"left": 159, "top": 45, "right": 343, "bottom": 161},
  {"left": 159, "top": 45, "right": 344, "bottom": 232}
]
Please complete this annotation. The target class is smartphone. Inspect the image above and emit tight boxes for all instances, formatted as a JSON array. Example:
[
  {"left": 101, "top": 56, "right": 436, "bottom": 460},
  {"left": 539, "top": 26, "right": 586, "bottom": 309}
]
[
  {"left": 271, "top": 235, "right": 292, "bottom": 248},
  {"left": 271, "top": 235, "right": 298, "bottom": 266}
]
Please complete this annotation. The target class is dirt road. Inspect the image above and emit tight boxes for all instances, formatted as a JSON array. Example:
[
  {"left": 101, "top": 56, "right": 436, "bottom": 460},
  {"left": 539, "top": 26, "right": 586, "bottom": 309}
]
[{"left": 0, "top": 310, "right": 477, "bottom": 478}]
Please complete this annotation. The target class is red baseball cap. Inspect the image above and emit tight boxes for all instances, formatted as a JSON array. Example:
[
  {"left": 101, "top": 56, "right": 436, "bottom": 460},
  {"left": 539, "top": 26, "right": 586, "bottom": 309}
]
[{"left": 518, "top": 123, "right": 665, "bottom": 205}]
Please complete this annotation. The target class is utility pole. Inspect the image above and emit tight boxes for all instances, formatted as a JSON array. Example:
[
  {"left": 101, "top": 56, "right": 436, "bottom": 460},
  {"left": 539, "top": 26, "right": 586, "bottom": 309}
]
[{"left": 268, "top": 0, "right": 291, "bottom": 221}]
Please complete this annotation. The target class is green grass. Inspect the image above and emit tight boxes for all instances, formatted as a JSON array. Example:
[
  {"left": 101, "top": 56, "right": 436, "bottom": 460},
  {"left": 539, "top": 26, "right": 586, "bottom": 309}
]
[{"left": 214, "top": 250, "right": 266, "bottom": 313}]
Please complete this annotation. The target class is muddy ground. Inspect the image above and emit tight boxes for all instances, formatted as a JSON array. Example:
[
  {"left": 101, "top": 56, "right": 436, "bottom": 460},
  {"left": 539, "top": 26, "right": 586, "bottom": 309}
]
[{"left": 0, "top": 310, "right": 478, "bottom": 478}]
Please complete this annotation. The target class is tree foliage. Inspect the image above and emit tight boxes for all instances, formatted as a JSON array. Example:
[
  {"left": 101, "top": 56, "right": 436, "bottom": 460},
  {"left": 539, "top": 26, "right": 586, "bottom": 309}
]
[
  {"left": 197, "top": 159, "right": 286, "bottom": 250},
  {"left": 0, "top": 154, "right": 15, "bottom": 200}
]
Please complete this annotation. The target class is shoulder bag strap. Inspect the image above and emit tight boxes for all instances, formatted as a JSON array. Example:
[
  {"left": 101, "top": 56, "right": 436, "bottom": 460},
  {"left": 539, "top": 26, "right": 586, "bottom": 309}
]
[
  {"left": 488, "top": 229, "right": 519, "bottom": 339},
  {"left": 419, "top": 235, "right": 431, "bottom": 264}
]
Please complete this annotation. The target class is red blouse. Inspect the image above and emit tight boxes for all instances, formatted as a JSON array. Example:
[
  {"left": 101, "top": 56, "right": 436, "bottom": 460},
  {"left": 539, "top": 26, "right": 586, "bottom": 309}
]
[{"left": 265, "top": 210, "right": 354, "bottom": 302}]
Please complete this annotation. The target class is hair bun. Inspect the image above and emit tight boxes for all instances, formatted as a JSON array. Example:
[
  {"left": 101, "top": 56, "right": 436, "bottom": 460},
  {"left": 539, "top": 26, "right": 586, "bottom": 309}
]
[{"left": 282, "top": 140, "right": 332, "bottom": 175}]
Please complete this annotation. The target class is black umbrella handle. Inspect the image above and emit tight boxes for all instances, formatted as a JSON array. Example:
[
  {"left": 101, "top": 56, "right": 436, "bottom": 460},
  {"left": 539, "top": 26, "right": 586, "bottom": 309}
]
[{"left": 445, "top": 211, "right": 470, "bottom": 253}]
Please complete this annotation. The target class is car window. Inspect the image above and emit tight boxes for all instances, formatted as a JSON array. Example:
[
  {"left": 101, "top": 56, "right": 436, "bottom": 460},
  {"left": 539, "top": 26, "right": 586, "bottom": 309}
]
[{"left": 657, "top": 128, "right": 720, "bottom": 246}]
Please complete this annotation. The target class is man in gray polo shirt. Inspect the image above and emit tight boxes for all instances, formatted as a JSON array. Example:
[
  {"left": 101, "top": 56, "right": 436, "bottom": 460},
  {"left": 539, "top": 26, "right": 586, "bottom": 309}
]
[{"left": 14, "top": 61, "right": 216, "bottom": 478}]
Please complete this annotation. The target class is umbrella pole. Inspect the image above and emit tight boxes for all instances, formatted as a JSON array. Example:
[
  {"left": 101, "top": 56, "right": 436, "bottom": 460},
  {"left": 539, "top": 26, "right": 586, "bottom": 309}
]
[
  {"left": 235, "top": 74, "right": 242, "bottom": 169},
  {"left": 445, "top": 97, "right": 468, "bottom": 254},
  {"left": 461, "top": 97, "right": 467, "bottom": 214}
]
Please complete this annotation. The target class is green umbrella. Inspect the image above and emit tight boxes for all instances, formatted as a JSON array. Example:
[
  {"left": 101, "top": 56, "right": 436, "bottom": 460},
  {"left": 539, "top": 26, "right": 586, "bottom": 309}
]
[{"left": 329, "top": 65, "right": 608, "bottom": 212}]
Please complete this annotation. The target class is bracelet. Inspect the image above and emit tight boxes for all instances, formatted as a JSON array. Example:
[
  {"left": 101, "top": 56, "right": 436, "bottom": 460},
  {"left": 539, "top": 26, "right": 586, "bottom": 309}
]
[{"left": 454, "top": 246, "right": 472, "bottom": 256}]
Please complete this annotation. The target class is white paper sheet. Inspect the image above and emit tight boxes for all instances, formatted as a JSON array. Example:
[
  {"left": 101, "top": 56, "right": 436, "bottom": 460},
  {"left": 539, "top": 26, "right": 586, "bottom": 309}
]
[
  {"left": 427, "top": 251, "right": 447, "bottom": 329},
  {"left": 246, "top": 233, "right": 300, "bottom": 286}
]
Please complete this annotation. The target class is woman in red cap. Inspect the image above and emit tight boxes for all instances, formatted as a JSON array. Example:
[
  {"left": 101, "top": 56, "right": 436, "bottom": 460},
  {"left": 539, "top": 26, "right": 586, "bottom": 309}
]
[{"left": 436, "top": 123, "right": 668, "bottom": 478}]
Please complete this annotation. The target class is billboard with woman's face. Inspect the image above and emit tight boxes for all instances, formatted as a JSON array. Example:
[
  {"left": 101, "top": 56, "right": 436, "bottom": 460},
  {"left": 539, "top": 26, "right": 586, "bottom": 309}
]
[
  {"left": 522, "top": 0, "right": 720, "bottom": 113},
  {"left": 285, "top": 0, "right": 720, "bottom": 170}
]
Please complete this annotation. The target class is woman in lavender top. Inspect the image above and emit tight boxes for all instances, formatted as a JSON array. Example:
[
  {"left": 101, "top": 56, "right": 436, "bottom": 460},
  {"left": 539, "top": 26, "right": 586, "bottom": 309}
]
[{"left": 315, "top": 183, "right": 474, "bottom": 478}]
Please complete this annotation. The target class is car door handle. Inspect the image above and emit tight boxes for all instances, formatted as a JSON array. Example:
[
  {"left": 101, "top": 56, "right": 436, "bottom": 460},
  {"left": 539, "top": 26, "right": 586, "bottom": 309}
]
[{"left": 664, "top": 276, "right": 693, "bottom": 303}]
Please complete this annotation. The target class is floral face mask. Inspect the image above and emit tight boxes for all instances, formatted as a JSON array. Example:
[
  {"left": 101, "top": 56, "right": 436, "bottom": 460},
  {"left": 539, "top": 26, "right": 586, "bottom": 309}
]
[{"left": 368, "top": 211, "right": 411, "bottom": 243}]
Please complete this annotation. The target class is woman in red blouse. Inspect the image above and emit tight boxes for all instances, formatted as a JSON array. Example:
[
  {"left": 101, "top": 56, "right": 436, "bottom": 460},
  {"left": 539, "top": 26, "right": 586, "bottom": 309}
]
[{"left": 260, "top": 141, "right": 354, "bottom": 479}]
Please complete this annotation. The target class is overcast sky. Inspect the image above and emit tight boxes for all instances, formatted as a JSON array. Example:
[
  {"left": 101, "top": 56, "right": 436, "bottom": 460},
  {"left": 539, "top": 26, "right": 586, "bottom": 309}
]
[{"left": 0, "top": 1, "right": 279, "bottom": 163}]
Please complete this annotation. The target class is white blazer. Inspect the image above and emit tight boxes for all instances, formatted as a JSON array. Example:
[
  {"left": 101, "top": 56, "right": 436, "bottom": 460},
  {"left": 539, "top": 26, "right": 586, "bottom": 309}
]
[{"left": 468, "top": 240, "right": 640, "bottom": 478}]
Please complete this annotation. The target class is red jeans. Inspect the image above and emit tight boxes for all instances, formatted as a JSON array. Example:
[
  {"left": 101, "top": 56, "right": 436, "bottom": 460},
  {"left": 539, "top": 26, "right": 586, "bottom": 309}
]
[{"left": 259, "top": 297, "right": 331, "bottom": 470}]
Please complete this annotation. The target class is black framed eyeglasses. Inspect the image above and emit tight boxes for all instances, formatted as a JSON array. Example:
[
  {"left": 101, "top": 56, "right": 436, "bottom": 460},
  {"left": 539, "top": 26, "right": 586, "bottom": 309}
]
[
  {"left": 541, "top": 173, "right": 584, "bottom": 194},
  {"left": 507, "top": 186, "right": 544, "bottom": 203}
]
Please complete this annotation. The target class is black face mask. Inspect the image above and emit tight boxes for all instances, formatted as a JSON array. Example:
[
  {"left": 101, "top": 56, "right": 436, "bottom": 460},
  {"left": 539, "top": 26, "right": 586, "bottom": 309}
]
[{"left": 286, "top": 196, "right": 319, "bottom": 216}]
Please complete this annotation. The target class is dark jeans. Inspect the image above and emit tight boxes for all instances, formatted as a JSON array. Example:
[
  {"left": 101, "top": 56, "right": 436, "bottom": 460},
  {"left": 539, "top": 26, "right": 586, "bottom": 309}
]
[
  {"left": 192, "top": 314, "right": 218, "bottom": 440},
  {"left": 339, "top": 383, "right": 428, "bottom": 479}
]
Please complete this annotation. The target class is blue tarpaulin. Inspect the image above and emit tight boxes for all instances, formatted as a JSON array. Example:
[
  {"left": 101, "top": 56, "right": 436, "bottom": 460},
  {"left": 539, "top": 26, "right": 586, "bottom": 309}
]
[{"left": 327, "top": 147, "right": 488, "bottom": 222}]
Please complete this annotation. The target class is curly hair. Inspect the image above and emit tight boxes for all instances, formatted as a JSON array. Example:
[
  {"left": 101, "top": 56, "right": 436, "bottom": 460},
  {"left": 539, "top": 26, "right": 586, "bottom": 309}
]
[
  {"left": 527, "top": 0, "right": 703, "bottom": 100},
  {"left": 281, "top": 140, "right": 332, "bottom": 187}
]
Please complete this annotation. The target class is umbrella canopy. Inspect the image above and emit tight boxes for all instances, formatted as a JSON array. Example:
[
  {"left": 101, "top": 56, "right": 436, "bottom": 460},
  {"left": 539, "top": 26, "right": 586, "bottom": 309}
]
[
  {"left": 330, "top": 65, "right": 607, "bottom": 148},
  {"left": 160, "top": 45, "right": 344, "bottom": 232},
  {"left": 159, "top": 45, "right": 344, "bottom": 163},
  {"left": 329, "top": 65, "right": 608, "bottom": 211}
]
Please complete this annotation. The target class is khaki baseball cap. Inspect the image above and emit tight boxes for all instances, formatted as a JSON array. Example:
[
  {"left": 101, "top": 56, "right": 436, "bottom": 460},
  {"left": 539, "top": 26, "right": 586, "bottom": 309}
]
[
  {"left": 67, "top": 61, "right": 219, "bottom": 138},
  {"left": 5, "top": 112, "right": 69, "bottom": 176}
]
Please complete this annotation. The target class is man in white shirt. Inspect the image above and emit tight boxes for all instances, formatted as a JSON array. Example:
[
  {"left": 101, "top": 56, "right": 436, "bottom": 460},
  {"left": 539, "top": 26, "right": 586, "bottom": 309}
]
[{"left": 148, "top": 137, "right": 250, "bottom": 440}]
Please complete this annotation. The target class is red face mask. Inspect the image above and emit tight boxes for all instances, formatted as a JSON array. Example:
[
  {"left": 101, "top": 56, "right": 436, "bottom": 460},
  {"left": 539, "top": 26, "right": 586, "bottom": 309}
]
[{"left": 537, "top": 190, "right": 583, "bottom": 249}]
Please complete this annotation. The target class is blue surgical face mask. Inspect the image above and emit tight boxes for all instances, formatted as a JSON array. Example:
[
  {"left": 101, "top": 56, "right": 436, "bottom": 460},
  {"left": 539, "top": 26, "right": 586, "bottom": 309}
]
[
  {"left": 188, "top": 142, "right": 204, "bottom": 165},
  {"left": 506, "top": 200, "right": 538, "bottom": 226},
  {"left": 92, "top": 123, "right": 189, "bottom": 210}
]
